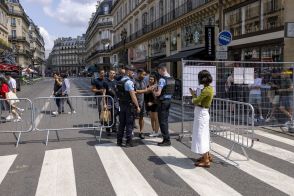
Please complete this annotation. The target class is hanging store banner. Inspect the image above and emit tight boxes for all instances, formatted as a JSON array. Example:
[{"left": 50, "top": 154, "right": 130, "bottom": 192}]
[{"left": 205, "top": 26, "right": 215, "bottom": 60}]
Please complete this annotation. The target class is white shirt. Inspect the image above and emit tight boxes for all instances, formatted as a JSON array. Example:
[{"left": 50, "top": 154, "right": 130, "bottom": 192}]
[
  {"left": 8, "top": 77, "right": 16, "bottom": 92},
  {"left": 249, "top": 78, "right": 262, "bottom": 95}
]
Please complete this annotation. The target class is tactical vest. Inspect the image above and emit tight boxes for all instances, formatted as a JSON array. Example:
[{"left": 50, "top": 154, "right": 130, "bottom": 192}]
[
  {"left": 159, "top": 76, "right": 175, "bottom": 100},
  {"left": 116, "top": 79, "right": 132, "bottom": 103}
]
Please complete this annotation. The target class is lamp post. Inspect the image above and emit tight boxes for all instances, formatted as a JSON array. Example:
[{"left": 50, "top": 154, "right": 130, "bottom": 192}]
[{"left": 120, "top": 28, "right": 128, "bottom": 65}]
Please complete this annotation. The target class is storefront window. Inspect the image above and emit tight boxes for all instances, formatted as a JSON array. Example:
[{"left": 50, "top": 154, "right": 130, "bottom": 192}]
[
  {"left": 170, "top": 31, "right": 177, "bottom": 51},
  {"left": 263, "top": 0, "right": 284, "bottom": 30},
  {"left": 261, "top": 45, "right": 282, "bottom": 62},
  {"left": 243, "top": 47, "right": 260, "bottom": 61}
]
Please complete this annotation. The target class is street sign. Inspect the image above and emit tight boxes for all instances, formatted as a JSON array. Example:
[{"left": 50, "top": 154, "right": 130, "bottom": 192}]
[
  {"left": 216, "top": 51, "right": 228, "bottom": 60},
  {"left": 218, "top": 31, "right": 232, "bottom": 46},
  {"left": 216, "top": 45, "right": 228, "bottom": 52}
]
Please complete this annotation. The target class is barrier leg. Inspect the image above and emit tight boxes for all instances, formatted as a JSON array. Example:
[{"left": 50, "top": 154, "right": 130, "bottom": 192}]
[
  {"left": 99, "top": 127, "right": 103, "bottom": 143},
  {"left": 55, "top": 130, "right": 60, "bottom": 142},
  {"left": 45, "top": 130, "right": 50, "bottom": 146},
  {"left": 13, "top": 132, "right": 22, "bottom": 148},
  {"left": 226, "top": 142, "right": 235, "bottom": 160},
  {"left": 241, "top": 146, "right": 249, "bottom": 161},
  {"left": 93, "top": 128, "right": 97, "bottom": 140}
]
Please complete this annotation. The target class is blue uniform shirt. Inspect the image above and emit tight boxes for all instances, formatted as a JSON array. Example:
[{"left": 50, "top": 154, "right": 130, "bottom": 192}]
[
  {"left": 121, "top": 76, "right": 135, "bottom": 92},
  {"left": 158, "top": 73, "right": 172, "bottom": 99}
]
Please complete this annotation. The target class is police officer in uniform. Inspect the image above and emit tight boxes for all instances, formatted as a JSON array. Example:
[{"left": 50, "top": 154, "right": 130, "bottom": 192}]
[
  {"left": 117, "top": 65, "right": 141, "bottom": 147},
  {"left": 152, "top": 63, "right": 175, "bottom": 146}
]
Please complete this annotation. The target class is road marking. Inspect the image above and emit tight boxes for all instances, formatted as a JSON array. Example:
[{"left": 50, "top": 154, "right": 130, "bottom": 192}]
[
  {"left": 35, "top": 148, "right": 77, "bottom": 196},
  {"left": 95, "top": 143, "right": 157, "bottom": 196},
  {"left": 0, "top": 154, "right": 17, "bottom": 184},
  {"left": 254, "top": 129, "right": 294, "bottom": 147},
  {"left": 211, "top": 143, "right": 294, "bottom": 196},
  {"left": 143, "top": 138, "right": 241, "bottom": 196}
]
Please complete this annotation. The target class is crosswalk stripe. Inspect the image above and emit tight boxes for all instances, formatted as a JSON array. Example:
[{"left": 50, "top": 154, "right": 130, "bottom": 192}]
[
  {"left": 211, "top": 143, "right": 294, "bottom": 195},
  {"left": 0, "top": 154, "right": 17, "bottom": 184},
  {"left": 95, "top": 143, "right": 158, "bottom": 196},
  {"left": 35, "top": 148, "right": 77, "bottom": 196},
  {"left": 254, "top": 129, "right": 294, "bottom": 147},
  {"left": 144, "top": 138, "right": 241, "bottom": 196}
]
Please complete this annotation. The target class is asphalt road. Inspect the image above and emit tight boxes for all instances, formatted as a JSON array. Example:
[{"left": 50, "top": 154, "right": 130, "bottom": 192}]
[{"left": 0, "top": 78, "right": 293, "bottom": 196}]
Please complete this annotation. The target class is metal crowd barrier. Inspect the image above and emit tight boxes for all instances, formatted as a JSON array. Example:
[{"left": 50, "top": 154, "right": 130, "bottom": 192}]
[
  {"left": 0, "top": 98, "right": 33, "bottom": 147},
  {"left": 33, "top": 95, "right": 114, "bottom": 145},
  {"left": 210, "top": 98, "right": 257, "bottom": 160}
]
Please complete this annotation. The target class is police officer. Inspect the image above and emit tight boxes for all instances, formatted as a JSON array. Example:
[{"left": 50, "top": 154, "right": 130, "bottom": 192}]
[
  {"left": 117, "top": 65, "right": 140, "bottom": 147},
  {"left": 152, "top": 63, "right": 175, "bottom": 146}
]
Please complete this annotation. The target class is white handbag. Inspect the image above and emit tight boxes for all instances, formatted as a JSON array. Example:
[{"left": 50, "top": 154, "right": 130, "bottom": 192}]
[{"left": 6, "top": 91, "right": 20, "bottom": 105}]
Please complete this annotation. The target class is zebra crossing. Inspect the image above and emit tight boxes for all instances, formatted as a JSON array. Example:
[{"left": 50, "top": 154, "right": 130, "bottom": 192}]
[{"left": 0, "top": 128, "right": 293, "bottom": 196}]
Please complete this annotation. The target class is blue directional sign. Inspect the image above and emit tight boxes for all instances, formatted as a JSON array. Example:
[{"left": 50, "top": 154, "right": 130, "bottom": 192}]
[{"left": 218, "top": 31, "right": 232, "bottom": 46}]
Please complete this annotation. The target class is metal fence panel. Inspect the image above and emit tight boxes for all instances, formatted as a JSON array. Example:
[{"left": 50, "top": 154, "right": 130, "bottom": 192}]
[
  {"left": 33, "top": 95, "right": 114, "bottom": 145},
  {"left": 0, "top": 98, "right": 33, "bottom": 147}
]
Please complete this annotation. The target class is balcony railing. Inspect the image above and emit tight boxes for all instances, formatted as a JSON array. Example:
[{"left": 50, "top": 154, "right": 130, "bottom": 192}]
[
  {"left": 97, "top": 21, "right": 113, "bottom": 27},
  {"left": 8, "top": 36, "right": 27, "bottom": 42},
  {"left": 86, "top": 48, "right": 111, "bottom": 60},
  {"left": 113, "top": 0, "right": 212, "bottom": 49}
]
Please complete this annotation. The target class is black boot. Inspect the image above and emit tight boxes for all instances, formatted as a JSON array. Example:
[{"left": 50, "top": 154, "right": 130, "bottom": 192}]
[
  {"left": 138, "top": 133, "right": 145, "bottom": 139},
  {"left": 117, "top": 139, "right": 123, "bottom": 147},
  {"left": 158, "top": 139, "right": 171, "bottom": 146},
  {"left": 125, "top": 139, "right": 134, "bottom": 147}
]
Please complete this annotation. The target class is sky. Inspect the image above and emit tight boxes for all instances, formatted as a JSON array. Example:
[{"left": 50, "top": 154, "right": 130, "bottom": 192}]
[{"left": 21, "top": 0, "right": 98, "bottom": 51}]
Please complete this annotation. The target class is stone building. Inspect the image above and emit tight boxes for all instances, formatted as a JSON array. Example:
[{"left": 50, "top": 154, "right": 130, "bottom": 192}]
[
  {"left": 0, "top": 0, "right": 10, "bottom": 51},
  {"left": 48, "top": 35, "right": 86, "bottom": 74},
  {"left": 85, "top": 0, "right": 113, "bottom": 70},
  {"left": 6, "top": 0, "right": 32, "bottom": 67},
  {"left": 29, "top": 20, "right": 45, "bottom": 73}
]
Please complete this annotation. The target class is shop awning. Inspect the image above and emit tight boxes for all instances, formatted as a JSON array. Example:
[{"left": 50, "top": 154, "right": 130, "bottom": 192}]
[
  {"left": 150, "top": 55, "right": 166, "bottom": 62},
  {"left": 0, "top": 64, "right": 20, "bottom": 72},
  {"left": 160, "top": 48, "right": 205, "bottom": 62},
  {"left": 131, "top": 59, "right": 146, "bottom": 64}
]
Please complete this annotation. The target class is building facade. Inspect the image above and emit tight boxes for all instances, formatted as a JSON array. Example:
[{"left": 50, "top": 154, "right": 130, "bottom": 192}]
[
  {"left": 29, "top": 20, "right": 45, "bottom": 73},
  {"left": 6, "top": 0, "right": 32, "bottom": 68},
  {"left": 85, "top": 0, "right": 113, "bottom": 70},
  {"left": 48, "top": 35, "right": 86, "bottom": 74},
  {"left": 0, "top": 0, "right": 9, "bottom": 51},
  {"left": 111, "top": 0, "right": 219, "bottom": 78},
  {"left": 110, "top": 0, "right": 294, "bottom": 79}
]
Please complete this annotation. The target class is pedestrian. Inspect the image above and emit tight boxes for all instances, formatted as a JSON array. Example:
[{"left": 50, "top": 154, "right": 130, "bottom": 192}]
[
  {"left": 117, "top": 65, "right": 141, "bottom": 147},
  {"left": 92, "top": 69, "right": 108, "bottom": 114},
  {"left": 152, "top": 63, "right": 175, "bottom": 146},
  {"left": 144, "top": 70, "right": 150, "bottom": 86},
  {"left": 52, "top": 73, "right": 62, "bottom": 115},
  {"left": 145, "top": 75, "right": 160, "bottom": 137},
  {"left": 0, "top": 77, "right": 23, "bottom": 122},
  {"left": 278, "top": 69, "right": 293, "bottom": 124},
  {"left": 53, "top": 73, "right": 75, "bottom": 115},
  {"left": 134, "top": 69, "right": 148, "bottom": 139},
  {"left": 249, "top": 71, "right": 264, "bottom": 121},
  {"left": 5, "top": 72, "right": 17, "bottom": 93},
  {"left": 105, "top": 69, "right": 119, "bottom": 135},
  {"left": 190, "top": 70, "right": 214, "bottom": 168}
]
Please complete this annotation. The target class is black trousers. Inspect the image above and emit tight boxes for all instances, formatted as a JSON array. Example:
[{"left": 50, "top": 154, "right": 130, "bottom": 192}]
[
  {"left": 58, "top": 95, "right": 74, "bottom": 113},
  {"left": 117, "top": 103, "right": 134, "bottom": 141},
  {"left": 158, "top": 100, "right": 171, "bottom": 141}
]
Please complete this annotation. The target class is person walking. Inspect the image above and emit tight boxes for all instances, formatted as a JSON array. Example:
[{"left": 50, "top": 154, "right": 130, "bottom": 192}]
[
  {"left": 52, "top": 73, "right": 62, "bottom": 115},
  {"left": 152, "top": 63, "right": 175, "bottom": 146},
  {"left": 190, "top": 70, "right": 214, "bottom": 168},
  {"left": 105, "top": 69, "right": 119, "bottom": 135},
  {"left": 5, "top": 72, "right": 17, "bottom": 93},
  {"left": 0, "top": 77, "right": 23, "bottom": 122},
  {"left": 134, "top": 69, "right": 148, "bottom": 139},
  {"left": 145, "top": 75, "right": 160, "bottom": 137},
  {"left": 117, "top": 65, "right": 140, "bottom": 147}
]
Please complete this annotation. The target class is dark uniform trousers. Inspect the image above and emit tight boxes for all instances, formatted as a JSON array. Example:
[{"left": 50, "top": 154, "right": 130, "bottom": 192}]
[
  {"left": 158, "top": 100, "right": 171, "bottom": 141},
  {"left": 118, "top": 102, "right": 135, "bottom": 142}
]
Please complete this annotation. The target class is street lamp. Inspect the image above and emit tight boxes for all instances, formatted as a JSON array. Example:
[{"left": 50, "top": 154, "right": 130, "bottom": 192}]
[{"left": 120, "top": 28, "right": 128, "bottom": 65}]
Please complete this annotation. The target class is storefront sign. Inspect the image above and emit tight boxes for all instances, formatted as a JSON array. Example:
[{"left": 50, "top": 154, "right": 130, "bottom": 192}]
[
  {"left": 285, "top": 22, "right": 294, "bottom": 38},
  {"left": 216, "top": 51, "right": 228, "bottom": 60},
  {"left": 205, "top": 26, "right": 215, "bottom": 60},
  {"left": 218, "top": 31, "right": 232, "bottom": 46}
]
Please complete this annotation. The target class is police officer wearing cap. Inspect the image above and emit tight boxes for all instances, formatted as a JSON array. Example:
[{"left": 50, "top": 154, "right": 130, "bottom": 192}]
[
  {"left": 117, "top": 65, "right": 141, "bottom": 147},
  {"left": 152, "top": 63, "right": 175, "bottom": 146}
]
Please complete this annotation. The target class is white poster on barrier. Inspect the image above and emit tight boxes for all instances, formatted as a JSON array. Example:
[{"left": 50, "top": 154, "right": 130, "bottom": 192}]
[{"left": 182, "top": 64, "right": 216, "bottom": 96}]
